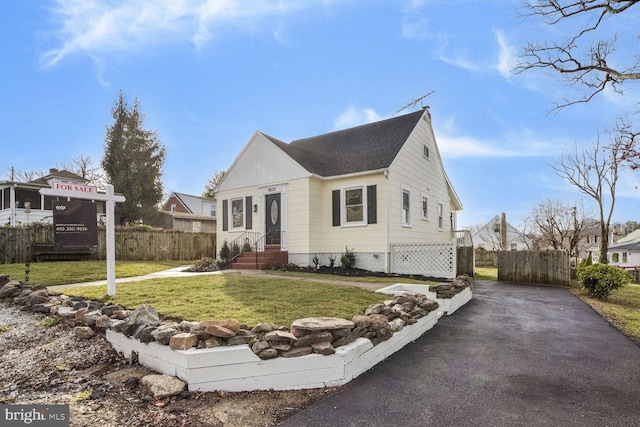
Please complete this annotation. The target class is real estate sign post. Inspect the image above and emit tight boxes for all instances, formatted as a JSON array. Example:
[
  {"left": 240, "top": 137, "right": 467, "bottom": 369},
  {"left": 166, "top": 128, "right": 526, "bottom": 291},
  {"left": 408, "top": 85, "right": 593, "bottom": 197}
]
[{"left": 40, "top": 182, "right": 125, "bottom": 296}]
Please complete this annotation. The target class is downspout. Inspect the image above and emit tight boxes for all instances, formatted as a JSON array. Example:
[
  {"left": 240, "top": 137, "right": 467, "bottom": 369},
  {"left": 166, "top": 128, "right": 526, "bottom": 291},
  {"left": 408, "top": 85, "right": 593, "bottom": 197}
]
[{"left": 384, "top": 170, "right": 390, "bottom": 273}]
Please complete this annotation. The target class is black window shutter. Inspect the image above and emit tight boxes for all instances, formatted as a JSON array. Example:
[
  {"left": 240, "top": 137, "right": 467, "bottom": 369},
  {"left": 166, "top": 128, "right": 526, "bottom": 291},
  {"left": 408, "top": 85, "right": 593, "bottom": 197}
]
[
  {"left": 246, "top": 196, "right": 252, "bottom": 230},
  {"left": 332, "top": 190, "right": 340, "bottom": 226},
  {"left": 222, "top": 199, "right": 228, "bottom": 231},
  {"left": 367, "top": 185, "right": 377, "bottom": 224}
]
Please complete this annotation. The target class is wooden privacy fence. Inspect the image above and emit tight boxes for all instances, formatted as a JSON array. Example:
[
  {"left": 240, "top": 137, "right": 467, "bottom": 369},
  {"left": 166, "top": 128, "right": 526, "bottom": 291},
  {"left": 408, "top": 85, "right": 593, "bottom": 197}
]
[
  {"left": 457, "top": 246, "right": 474, "bottom": 277},
  {"left": 0, "top": 225, "right": 216, "bottom": 263},
  {"left": 497, "top": 250, "right": 570, "bottom": 286}
]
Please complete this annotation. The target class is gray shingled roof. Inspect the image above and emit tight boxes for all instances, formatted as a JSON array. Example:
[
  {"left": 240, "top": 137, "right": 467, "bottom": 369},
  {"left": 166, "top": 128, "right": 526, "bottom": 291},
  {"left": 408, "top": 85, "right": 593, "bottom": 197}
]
[{"left": 269, "top": 110, "right": 424, "bottom": 177}]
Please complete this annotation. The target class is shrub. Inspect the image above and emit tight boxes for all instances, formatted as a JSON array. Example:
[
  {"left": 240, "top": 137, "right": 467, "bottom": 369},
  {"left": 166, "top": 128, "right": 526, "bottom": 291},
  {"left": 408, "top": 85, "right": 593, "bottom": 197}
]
[
  {"left": 340, "top": 246, "right": 357, "bottom": 269},
  {"left": 242, "top": 241, "right": 253, "bottom": 254},
  {"left": 186, "top": 257, "right": 218, "bottom": 272},
  {"left": 230, "top": 242, "right": 241, "bottom": 260},
  {"left": 577, "top": 252, "right": 593, "bottom": 271},
  {"left": 312, "top": 254, "right": 320, "bottom": 269},
  {"left": 219, "top": 240, "right": 231, "bottom": 263},
  {"left": 328, "top": 254, "right": 336, "bottom": 268},
  {"left": 577, "top": 264, "right": 631, "bottom": 300}
]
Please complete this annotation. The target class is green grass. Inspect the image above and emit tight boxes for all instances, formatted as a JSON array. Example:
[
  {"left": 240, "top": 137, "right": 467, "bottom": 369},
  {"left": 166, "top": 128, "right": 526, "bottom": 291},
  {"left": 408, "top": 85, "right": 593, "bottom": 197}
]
[
  {"left": 473, "top": 267, "right": 498, "bottom": 281},
  {"left": 0, "top": 260, "right": 189, "bottom": 286},
  {"left": 62, "top": 274, "right": 387, "bottom": 326},
  {"left": 572, "top": 283, "right": 640, "bottom": 344}
]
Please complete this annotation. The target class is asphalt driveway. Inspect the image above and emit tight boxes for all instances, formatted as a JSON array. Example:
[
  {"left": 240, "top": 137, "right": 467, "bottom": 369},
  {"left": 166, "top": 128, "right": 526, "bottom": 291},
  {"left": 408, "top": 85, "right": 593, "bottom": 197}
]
[{"left": 280, "top": 280, "right": 640, "bottom": 427}]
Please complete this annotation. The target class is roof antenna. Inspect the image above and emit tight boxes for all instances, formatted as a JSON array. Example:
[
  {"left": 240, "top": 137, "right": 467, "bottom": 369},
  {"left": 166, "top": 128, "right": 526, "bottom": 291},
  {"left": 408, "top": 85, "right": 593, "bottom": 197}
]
[{"left": 396, "top": 91, "right": 435, "bottom": 113}]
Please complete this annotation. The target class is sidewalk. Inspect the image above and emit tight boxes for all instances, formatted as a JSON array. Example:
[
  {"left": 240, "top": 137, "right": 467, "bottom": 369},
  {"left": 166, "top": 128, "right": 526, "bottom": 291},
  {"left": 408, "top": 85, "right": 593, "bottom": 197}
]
[{"left": 47, "top": 267, "right": 389, "bottom": 292}]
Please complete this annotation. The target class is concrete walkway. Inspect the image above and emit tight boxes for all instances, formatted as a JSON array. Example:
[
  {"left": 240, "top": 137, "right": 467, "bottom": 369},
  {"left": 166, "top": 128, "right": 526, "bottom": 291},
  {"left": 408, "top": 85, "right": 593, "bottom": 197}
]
[
  {"left": 47, "top": 267, "right": 388, "bottom": 292},
  {"left": 279, "top": 280, "right": 640, "bottom": 427}
]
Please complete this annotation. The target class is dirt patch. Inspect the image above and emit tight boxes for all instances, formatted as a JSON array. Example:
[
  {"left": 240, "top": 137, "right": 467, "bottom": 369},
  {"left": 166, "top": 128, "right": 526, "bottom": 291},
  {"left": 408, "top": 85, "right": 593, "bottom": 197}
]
[{"left": 0, "top": 301, "right": 334, "bottom": 426}]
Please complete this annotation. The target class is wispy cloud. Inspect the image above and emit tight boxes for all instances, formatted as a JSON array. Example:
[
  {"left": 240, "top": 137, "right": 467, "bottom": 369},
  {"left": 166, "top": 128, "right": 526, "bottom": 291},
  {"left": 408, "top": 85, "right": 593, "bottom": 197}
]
[
  {"left": 333, "top": 106, "right": 384, "bottom": 130},
  {"left": 493, "top": 28, "right": 517, "bottom": 79},
  {"left": 40, "top": 0, "right": 317, "bottom": 68},
  {"left": 435, "top": 116, "right": 568, "bottom": 158},
  {"left": 334, "top": 107, "right": 567, "bottom": 159}
]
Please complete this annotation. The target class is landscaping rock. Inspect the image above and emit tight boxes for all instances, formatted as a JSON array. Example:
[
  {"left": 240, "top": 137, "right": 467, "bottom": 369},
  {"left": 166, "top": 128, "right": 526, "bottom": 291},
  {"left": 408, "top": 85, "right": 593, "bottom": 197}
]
[
  {"left": 292, "top": 317, "right": 355, "bottom": 331},
  {"left": 257, "top": 348, "right": 279, "bottom": 360},
  {"left": 75, "top": 326, "right": 95, "bottom": 339},
  {"left": 200, "top": 318, "right": 241, "bottom": 332},
  {"left": 280, "top": 347, "right": 313, "bottom": 358},
  {"left": 141, "top": 374, "right": 186, "bottom": 397},
  {"left": 204, "top": 325, "right": 236, "bottom": 339},
  {"left": 151, "top": 327, "right": 179, "bottom": 345},
  {"left": 169, "top": 333, "right": 198, "bottom": 350},
  {"left": 311, "top": 342, "right": 335, "bottom": 355}
]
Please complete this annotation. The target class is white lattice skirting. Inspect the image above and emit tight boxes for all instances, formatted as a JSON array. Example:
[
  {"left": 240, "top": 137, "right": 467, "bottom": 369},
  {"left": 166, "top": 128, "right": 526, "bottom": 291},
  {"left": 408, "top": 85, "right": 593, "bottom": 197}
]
[{"left": 390, "top": 242, "right": 456, "bottom": 279}]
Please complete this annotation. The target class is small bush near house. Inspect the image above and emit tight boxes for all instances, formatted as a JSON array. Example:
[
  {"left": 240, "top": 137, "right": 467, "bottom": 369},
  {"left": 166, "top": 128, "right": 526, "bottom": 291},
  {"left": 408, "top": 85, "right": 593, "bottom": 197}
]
[
  {"left": 340, "top": 246, "right": 357, "bottom": 269},
  {"left": 577, "top": 264, "right": 632, "bottom": 300},
  {"left": 219, "top": 241, "right": 231, "bottom": 264}
]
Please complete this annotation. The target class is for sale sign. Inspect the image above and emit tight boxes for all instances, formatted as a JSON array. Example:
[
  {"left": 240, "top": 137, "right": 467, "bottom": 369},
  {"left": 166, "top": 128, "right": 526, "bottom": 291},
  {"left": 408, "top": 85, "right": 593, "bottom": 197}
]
[{"left": 52, "top": 200, "right": 98, "bottom": 249}]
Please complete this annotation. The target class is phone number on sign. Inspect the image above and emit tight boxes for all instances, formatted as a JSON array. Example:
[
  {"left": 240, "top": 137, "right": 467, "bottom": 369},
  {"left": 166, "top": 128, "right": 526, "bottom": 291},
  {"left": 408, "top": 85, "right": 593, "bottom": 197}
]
[{"left": 55, "top": 226, "right": 89, "bottom": 232}]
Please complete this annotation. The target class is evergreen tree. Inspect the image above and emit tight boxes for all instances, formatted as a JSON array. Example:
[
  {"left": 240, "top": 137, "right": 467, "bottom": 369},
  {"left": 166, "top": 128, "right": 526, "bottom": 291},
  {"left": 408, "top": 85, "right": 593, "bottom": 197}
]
[{"left": 102, "top": 90, "right": 166, "bottom": 225}]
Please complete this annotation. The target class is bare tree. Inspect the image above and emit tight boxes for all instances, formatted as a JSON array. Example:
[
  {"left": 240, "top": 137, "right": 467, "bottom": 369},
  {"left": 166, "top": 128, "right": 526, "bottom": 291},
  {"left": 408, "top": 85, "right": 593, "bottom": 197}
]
[
  {"left": 11, "top": 169, "right": 46, "bottom": 182},
  {"left": 203, "top": 171, "right": 225, "bottom": 198},
  {"left": 518, "top": 0, "right": 640, "bottom": 109},
  {"left": 551, "top": 136, "right": 624, "bottom": 263},
  {"left": 522, "top": 198, "right": 591, "bottom": 258},
  {"left": 60, "top": 154, "right": 106, "bottom": 188}
]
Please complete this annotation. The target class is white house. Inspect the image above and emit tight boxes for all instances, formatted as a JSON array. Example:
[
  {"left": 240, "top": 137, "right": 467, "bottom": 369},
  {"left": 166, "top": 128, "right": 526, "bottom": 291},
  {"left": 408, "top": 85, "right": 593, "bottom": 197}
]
[
  {"left": 472, "top": 214, "right": 527, "bottom": 251},
  {"left": 0, "top": 168, "right": 104, "bottom": 227},
  {"left": 607, "top": 229, "right": 640, "bottom": 268},
  {"left": 214, "top": 108, "right": 468, "bottom": 278}
]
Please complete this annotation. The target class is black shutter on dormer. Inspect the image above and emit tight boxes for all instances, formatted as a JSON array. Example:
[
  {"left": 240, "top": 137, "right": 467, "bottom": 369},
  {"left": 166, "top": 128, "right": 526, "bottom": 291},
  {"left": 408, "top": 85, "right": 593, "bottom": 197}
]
[
  {"left": 367, "top": 185, "right": 377, "bottom": 224},
  {"left": 332, "top": 190, "right": 340, "bottom": 226}
]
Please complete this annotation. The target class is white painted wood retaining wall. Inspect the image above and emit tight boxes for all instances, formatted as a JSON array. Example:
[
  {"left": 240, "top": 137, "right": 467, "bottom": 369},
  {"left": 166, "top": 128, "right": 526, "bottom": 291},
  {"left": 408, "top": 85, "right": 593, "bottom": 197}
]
[{"left": 106, "top": 287, "right": 472, "bottom": 392}]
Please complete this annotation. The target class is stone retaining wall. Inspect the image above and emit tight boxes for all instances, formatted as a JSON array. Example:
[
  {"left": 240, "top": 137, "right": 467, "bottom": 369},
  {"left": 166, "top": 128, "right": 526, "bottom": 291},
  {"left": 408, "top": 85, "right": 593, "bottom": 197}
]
[{"left": 0, "top": 273, "right": 473, "bottom": 392}]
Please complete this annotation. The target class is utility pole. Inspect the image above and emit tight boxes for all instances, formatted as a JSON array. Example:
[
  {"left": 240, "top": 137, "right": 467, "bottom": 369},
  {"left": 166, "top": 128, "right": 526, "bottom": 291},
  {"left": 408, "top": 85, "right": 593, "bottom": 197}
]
[{"left": 501, "top": 212, "right": 507, "bottom": 250}]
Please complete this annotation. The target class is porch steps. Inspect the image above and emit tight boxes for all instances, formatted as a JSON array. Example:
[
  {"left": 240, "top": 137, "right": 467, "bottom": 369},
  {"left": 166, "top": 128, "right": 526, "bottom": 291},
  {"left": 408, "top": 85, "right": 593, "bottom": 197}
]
[{"left": 231, "top": 248, "right": 288, "bottom": 270}]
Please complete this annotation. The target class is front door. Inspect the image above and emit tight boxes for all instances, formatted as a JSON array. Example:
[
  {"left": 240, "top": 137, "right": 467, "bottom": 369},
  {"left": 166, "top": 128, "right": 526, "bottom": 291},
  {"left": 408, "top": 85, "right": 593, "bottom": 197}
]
[{"left": 265, "top": 193, "right": 281, "bottom": 245}]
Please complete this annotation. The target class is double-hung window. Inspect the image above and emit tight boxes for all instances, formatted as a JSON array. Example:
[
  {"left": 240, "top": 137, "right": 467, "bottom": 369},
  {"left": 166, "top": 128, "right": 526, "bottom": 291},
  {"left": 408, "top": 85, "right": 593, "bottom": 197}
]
[
  {"left": 421, "top": 195, "right": 428, "bottom": 221},
  {"left": 402, "top": 189, "right": 410, "bottom": 226},
  {"left": 231, "top": 198, "right": 244, "bottom": 230},
  {"left": 344, "top": 186, "right": 365, "bottom": 225},
  {"left": 332, "top": 185, "right": 376, "bottom": 227},
  {"left": 222, "top": 196, "right": 252, "bottom": 232},
  {"left": 438, "top": 202, "right": 444, "bottom": 230}
]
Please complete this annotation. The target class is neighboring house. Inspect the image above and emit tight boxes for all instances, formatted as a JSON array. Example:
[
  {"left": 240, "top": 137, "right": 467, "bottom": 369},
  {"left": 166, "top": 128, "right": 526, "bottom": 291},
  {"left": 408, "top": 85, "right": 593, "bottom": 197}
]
[
  {"left": 607, "top": 229, "right": 640, "bottom": 268},
  {"left": 580, "top": 221, "right": 634, "bottom": 262},
  {"left": 155, "top": 192, "right": 217, "bottom": 233},
  {"left": 0, "top": 168, "right": 105, "bottom": 226},
  {"left": 214, "top": 108, "right": 467, "bottom": 278},
  {"left": 472, "top": 214, "right": 527, "bottom": 251}
]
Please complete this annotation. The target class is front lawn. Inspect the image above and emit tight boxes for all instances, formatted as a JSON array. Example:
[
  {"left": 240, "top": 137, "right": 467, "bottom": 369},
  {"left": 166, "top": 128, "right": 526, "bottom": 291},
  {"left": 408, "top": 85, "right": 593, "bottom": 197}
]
[
  {"left": 0, "top": 260, "right": 188, "bottom": 286},
  {"left": 62, "top": 274, "right": 387, "bottom": 326}
]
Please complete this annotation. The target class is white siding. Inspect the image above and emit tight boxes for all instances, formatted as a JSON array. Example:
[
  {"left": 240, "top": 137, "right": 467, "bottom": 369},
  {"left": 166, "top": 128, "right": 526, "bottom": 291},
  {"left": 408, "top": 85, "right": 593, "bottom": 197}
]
[
  {"left": 216, "top": 132, "right": 310, "bottom": 192},
  {"left": 387, "top": 113, "right": 456, "bottom": 245}
]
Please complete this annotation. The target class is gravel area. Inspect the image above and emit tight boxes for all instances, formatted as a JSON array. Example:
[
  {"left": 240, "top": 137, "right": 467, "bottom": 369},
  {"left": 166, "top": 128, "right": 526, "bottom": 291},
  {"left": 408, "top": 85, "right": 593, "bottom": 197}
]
[{"left": 0, "top": 301, "right": 332, "bottom": 426}]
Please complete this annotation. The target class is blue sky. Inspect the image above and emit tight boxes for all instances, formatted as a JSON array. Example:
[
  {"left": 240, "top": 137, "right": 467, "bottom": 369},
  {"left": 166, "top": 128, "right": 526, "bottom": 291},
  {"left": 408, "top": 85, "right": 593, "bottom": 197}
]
[{"left": 1, "top": 0, "right": 638, "bottom": 229}]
